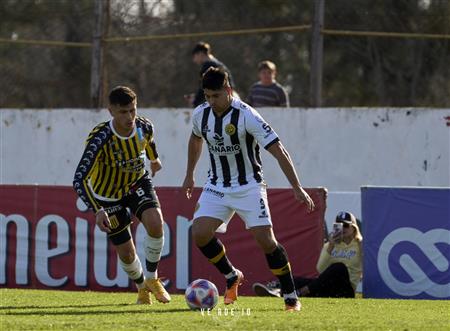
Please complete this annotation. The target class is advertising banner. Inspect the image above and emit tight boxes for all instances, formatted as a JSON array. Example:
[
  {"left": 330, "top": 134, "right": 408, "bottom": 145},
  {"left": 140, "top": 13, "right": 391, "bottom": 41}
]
[
  {"left": 0, "top": 185, "right": 326, "bottom": 295},
  {"left": 362, "top": 186, "right": 450, "bottom": 299}
]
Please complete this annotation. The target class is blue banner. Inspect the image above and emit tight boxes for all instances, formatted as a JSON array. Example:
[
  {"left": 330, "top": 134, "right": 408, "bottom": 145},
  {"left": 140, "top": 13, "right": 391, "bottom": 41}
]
[{"left": 362, "top": 187, "right": 450, "bottom": 299}]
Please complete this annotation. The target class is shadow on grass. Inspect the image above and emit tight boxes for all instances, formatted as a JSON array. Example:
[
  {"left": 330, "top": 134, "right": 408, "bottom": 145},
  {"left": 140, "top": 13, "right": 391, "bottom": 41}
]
[
  {"left": 0, "top": 303, "right": 129, "bottom": 310},
  {"left": 1, "top": 307, "right": 191, "bottom": 316}
]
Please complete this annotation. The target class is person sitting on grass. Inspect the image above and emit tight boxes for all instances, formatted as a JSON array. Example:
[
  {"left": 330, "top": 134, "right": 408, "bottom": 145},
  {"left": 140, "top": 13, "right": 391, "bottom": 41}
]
[{"left": 253, "top": 211, "right": 363, "bottom": 298}]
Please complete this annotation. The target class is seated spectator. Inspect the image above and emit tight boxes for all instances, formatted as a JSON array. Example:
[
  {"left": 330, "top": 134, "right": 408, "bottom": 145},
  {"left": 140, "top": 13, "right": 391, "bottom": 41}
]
[
  {"left": 253, "top": 211, "right": 363, "bottom": 298},
  {"left": 246, "top": 60, "right": 290, "bottom": 107}
]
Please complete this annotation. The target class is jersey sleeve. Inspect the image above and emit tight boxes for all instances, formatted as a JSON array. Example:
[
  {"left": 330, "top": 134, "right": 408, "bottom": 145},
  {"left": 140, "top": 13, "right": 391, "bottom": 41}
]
[
  {"left": 72, "top": 123, "right": 110, "bottom": 213},
  {"left": 192, "top": 107, "right": 203, "bottom": 138},
  {"left": 244, "top": 106, "right": 279, "bottom": 149},
  {"left": 139, "top": 117, "right": 159, "bottom": 161}
]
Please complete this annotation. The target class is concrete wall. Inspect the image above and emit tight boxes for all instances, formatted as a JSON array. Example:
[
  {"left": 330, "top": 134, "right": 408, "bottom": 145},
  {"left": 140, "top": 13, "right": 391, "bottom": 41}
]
[{"left": 1, "top": 107, "right": 449, "bottom": 191}]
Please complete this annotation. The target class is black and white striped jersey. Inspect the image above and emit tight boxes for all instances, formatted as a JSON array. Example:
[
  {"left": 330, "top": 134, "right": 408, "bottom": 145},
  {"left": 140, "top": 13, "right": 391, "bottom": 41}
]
[{"left": 192, "top": 98, "right": 279, "bottom": 189}]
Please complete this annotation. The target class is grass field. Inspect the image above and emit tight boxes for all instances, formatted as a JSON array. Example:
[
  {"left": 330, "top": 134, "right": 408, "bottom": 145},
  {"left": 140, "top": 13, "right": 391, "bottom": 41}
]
[{"left": 1, "top": 289, "right": 449, "bottom": 330}]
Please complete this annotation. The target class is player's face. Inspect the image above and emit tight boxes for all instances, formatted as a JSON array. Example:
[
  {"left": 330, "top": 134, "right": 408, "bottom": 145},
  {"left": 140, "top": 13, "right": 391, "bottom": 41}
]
[
  {"left": 259, "top": 68, "right": 276, "bottom": 86},
  {"left": 204, "top": 87, "right": 232, "bottom": 114},
  {"left": 109, "top": 101, "right": 137, "bottom": 136}
]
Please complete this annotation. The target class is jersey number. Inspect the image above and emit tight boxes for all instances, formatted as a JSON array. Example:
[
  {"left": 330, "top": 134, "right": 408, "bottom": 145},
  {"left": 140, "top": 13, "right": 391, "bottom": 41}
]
[
  {"left": 262, "top": 123, "right": 272, "bottom": 133},
  {"left": 136, "top": 188, "right": 145, "bottom": 197}
]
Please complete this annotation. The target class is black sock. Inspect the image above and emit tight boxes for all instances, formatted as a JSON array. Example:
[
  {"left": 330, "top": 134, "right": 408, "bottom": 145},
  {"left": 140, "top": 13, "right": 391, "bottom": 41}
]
[
  {"left": 135, "top": 272, "right": 144, "bottom": 285},
  {"left": 265, "top": 244, "right": 296, "bottom": 296},
  {"left": 146, "top": 260, "right": 158, "bottom": 273},
  {"left": 198, "top": 237, "right": 234, "bottom": 275}
]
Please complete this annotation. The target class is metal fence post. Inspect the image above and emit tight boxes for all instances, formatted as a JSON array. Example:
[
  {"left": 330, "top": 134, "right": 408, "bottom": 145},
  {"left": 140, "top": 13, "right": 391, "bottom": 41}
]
[
  {"left": 90, "top": 0, "right": 109, "bottom": 109},
  {"left": 310, "top": 0, "right": 324, "bottom": 107}
]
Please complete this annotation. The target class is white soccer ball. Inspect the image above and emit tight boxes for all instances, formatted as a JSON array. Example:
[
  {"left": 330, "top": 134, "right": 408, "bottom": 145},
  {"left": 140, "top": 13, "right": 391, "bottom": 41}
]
[{"left": 185, "top": 279, "right": 219, "bottom": 310}]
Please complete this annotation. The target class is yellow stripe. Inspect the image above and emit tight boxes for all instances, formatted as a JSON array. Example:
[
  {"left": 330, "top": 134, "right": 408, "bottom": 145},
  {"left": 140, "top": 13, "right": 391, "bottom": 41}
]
[
  {"left": 98, "top": 166, "right": 111, "bottom": 196},
  {"left": 108, "top": 224, "right": 131, "bottom": 237},
  {"left": 104, "top": 167, "right": 118, "bottom": 197},
  {"left": 109, "top": 215, "right": 120, "bottom": 229},
  {"left": 270, "top": 263, "right": 291, "bottom": 276},
  {"left": 209, "top": 249, "right": 225, "bottom": 264},
  {"left": 83, "top": 180, "right": 101, "bottom": 211},
  {"left": 146, "top": 139, "right": 157, "bottom": 160}
]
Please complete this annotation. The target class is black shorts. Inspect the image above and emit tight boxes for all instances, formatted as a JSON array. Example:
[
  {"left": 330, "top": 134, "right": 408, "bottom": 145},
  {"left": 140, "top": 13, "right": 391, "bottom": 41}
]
[{"left": 96, "top": 174, "right": 160, "bottom": 245}]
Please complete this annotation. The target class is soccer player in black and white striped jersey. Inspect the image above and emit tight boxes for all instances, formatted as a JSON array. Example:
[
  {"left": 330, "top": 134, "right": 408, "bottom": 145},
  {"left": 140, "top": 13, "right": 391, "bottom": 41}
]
[{"left": 182, "top": 68, "right": 315, "bottom": 312}]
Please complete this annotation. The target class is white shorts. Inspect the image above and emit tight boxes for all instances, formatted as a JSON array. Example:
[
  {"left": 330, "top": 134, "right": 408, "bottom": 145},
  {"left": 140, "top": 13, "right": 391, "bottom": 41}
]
[{"left": 193, "top": 183, "right": 272, "bottom": 233}]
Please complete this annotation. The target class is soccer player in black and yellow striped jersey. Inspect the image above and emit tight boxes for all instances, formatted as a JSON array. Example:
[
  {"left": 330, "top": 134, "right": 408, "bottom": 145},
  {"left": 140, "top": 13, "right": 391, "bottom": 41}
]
[{"left": 73, "top": 86, "right": 170, "bottom": 305}]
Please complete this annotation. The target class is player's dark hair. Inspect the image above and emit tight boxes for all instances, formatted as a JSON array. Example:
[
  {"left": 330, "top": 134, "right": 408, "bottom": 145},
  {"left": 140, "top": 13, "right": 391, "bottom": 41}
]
[
  {"left": 192, "top": 41, "right": 211, "bottom": 55},
  {"left": 202, "top": 67, "right": 229, "bottom": 90},
  {"left": 108, "top": 86, "right": 136, "bottom": 106}
]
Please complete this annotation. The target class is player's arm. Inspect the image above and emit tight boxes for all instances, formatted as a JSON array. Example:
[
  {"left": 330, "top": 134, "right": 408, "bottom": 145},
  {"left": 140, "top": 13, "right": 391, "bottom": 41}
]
[
  {"left": 73, "top": 126, "right": 111, "bottom": 232},
  {"left": 182, "top": 133, "right": 203, "bottom": 199},
  {"left": 143, "top": 123, "right": 162, "bottom": 177},
  {"left": 267, "top": 141, "right": 315, "bottom": 212}
]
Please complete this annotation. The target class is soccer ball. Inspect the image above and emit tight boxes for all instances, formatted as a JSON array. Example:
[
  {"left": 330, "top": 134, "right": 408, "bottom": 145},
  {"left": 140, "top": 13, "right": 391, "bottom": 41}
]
[{"left": 185, "top": 279, "right": 219, "bottom": 310}]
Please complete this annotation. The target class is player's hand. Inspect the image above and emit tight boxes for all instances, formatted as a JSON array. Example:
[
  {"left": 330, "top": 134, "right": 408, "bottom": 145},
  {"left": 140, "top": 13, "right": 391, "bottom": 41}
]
[
  {"left": 182, "top": 175, "right": 195, "bottom": 199},
  {"left": 96, "top": 210, "right": 111, "bottom": 233},
  {"left": 150, "top": 159, "right": 162, "bottom": 177},
  {"left": 294, "top": 186, "right": 315, "bottom": 213}
]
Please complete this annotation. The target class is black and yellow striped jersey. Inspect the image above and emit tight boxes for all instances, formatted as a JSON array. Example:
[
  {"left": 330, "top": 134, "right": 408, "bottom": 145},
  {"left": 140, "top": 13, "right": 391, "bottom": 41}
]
[{"left": 73, "top": 116, "right": 158, "bottom": 212}]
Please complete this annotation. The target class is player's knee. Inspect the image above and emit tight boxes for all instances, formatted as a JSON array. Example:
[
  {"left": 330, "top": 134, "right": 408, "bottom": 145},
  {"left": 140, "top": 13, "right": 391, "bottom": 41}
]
[
  {"left": 191, "top": 221, "right": 211, "bottom": 247},
  {"left": 141, "top": 208, "right": 164, "bottom": 234},
  {"left": 257, "top": 236, "right": 278, "bottom": 253},
  {"left": 118, "top": 250, "right": 136, "bottom": 264}
]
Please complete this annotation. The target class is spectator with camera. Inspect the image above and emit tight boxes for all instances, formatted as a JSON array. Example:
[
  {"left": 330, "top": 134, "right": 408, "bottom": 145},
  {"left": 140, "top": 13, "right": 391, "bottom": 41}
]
[{"left": 253, "top": 211, "right": 363, "bottom": 298}]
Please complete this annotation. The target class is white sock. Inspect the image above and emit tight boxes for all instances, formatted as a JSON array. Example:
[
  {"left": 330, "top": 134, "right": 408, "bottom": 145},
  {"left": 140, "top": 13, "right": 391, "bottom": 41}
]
[
  {"left": 283, "top": 291, "right": 298, "bottom": 300},
  {"left": 225, "top": 269, "right": 237, "bottom": 280},
  {"left": 145, "top": 235, "right": 164, "bottom": 279},
  {"left": 119, "top": 255, "right": 145, "bottom": 289}
]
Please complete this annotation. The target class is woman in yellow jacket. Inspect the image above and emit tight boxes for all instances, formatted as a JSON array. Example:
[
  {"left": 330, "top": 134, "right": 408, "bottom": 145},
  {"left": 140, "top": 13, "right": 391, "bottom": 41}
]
[
  {"left": 296, "top": 211, "right": 363, "bottom": 297},
  {"left": 253, "top": 211, "right": 363, "bottom": 298}
]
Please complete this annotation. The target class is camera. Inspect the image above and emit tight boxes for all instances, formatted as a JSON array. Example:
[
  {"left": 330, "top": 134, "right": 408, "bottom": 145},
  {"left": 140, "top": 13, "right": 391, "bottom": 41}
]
[{"left": 331, "top": 222, "right": 343, "bottom": 242}]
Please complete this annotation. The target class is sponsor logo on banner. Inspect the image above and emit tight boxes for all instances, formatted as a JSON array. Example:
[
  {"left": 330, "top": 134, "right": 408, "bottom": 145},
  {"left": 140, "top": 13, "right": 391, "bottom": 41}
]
[
  {"left": 378, "top": 227, "right": 450, "bottom": 298},
  {"left": 0, "top": 185, "right": 325, "bottom": 294}
]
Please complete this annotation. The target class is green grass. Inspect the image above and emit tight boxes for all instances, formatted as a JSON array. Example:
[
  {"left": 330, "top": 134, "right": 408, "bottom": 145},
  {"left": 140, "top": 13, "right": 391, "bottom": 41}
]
[{"left": 1, "top": 289, "right": 449, "bottom": 330}]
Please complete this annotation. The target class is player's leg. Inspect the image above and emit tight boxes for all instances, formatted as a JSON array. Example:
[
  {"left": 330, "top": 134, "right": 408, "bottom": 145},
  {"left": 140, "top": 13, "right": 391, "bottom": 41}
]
[
  {"left": 193, "top": 186, "right": 241, "bottom": 304},
  {"left": 235, "top": 184, "right": 300, "bottom": 311},
  {"left": 128, "top": 177, "right": 170, "bottom": 303},
  {"left": 100, "top": 201, "right": 149, "bottom": 304},
  {"left": 192, "top": 217, "right": 243, "bottom": 304},
  {"left": 115, "top": 239, "right": 150, "bottom": 304},
  {"left": 139, "top": 207, "right": 170, "bottom": 303},
  {"left": 249, "top": 226, "right": 300, "bottom": 311}
]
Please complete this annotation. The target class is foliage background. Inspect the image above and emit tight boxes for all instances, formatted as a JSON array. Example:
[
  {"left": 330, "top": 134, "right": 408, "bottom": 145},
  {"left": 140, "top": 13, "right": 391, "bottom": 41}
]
[{"left": 1, "top": 0, "right": 449, "bottom": 108}]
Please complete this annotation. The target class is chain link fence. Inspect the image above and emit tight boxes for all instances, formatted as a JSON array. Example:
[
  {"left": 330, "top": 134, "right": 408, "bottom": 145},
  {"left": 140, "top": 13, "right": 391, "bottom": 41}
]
[{"left": 1, "top": 0, "right": 449, "bottom": 108}]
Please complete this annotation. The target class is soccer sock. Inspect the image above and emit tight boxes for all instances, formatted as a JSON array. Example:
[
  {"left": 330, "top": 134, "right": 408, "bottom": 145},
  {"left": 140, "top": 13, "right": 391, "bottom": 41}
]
[
  {"left": 144, "top": 235, "right": 164, "bottom": 279},
  {"left": 265, "top": 244, "right": 297, "bottom": 300},
  {"left": 198, "top": 237, "right": 235, "bottom": 276},
  {"left": 119, "top": 255, "right": 145, "bottom": 289}
]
